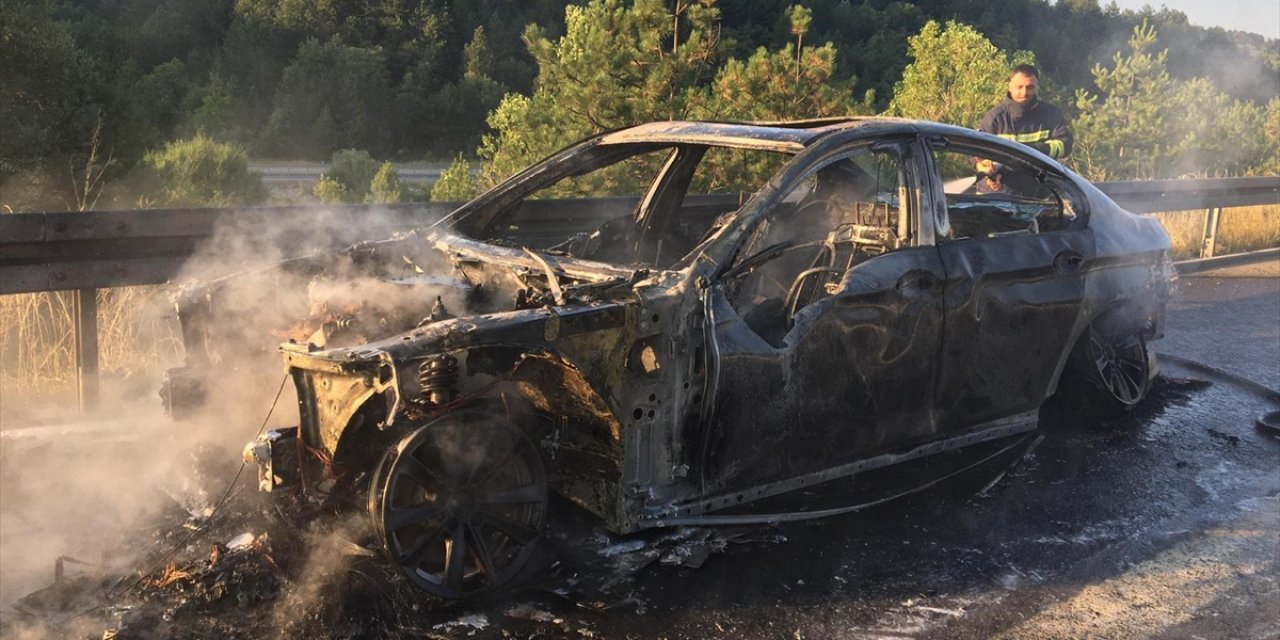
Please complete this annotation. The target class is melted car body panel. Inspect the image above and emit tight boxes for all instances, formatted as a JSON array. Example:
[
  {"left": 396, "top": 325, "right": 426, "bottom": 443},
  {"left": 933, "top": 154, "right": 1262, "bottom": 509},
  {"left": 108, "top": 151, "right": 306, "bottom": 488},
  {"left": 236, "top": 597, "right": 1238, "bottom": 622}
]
[{"left": 165, "top": 118, "right": 1173, "bottom": 539}]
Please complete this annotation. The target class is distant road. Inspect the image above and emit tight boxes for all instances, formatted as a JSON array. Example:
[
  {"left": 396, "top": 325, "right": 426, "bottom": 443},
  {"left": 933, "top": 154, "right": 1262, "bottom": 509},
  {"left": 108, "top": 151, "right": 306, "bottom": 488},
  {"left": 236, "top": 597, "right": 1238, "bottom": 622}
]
[{"left": 248, "top": 163, "right": 444, "bottom": 185}]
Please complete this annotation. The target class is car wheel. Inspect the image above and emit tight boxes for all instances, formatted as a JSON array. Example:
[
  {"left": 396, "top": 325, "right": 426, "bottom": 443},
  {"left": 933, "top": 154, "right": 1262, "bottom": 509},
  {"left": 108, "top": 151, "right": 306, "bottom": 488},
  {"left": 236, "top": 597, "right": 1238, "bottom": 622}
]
[
  {"left": 368, "top": 410, "right": 548, "bottom": 599},
  {"left": 1074, "top": 320, "right": 1154, "bottom": 411}
]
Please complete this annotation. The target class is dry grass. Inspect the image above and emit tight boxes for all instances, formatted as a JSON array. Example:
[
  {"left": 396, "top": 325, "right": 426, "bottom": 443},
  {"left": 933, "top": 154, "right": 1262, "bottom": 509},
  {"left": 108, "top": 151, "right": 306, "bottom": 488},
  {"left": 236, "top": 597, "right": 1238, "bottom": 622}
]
[
  {"left": 1152, "top": 204, "right": 1280, "bottom": 260},
  {"left": 0, "top": 286, "right": 183, "bottom": 415}
]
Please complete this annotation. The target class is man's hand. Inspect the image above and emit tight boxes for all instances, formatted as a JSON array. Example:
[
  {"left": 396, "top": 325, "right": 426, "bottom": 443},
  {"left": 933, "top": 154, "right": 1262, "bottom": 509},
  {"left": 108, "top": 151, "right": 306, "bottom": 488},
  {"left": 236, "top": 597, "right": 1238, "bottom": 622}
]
[
  {"left": 975, "top": 158, "right": 1003, "bottom": 177},
  {"left": 976, "top": 159, "right": 1004, "bottom": 192}
]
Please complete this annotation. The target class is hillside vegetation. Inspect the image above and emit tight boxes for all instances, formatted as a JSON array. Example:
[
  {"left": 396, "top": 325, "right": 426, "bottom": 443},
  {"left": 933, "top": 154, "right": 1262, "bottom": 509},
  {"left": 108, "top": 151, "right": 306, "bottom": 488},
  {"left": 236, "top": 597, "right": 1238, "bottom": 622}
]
[{"left": 3, "top": 0, "right": 1277, "bottom": 211}]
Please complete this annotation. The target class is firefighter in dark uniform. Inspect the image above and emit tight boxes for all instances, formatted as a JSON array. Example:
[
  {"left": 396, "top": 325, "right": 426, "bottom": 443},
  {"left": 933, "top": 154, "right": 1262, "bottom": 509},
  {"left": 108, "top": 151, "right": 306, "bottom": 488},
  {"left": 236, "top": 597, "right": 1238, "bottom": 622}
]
[{"left": 976, "top": 64, "right": 1073, "bottom": 193}]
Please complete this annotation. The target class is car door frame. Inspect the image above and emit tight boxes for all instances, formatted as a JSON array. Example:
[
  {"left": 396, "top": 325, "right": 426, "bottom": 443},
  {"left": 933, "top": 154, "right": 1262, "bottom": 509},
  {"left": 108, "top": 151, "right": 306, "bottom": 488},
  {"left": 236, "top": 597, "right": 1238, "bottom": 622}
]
[
  {"left": 692, "top": 133, "right": 950, "bottom": 497},
  {"left": 920, "top": 133, "right": 1097, "bottom": 431}
]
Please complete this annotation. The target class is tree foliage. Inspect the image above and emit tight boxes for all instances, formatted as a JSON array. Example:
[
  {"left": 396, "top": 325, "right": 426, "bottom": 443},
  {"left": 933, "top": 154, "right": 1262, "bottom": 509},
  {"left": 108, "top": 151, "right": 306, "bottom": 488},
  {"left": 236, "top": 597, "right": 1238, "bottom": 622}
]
[
  {"left": 1264, "top": 98, "right": 1280, "bottom": 175},
  {"left": 693, "top": 5, "right": 870, "bottom": 122},
  {"left": 266, "top": 38, "right": 394, "bottom": 158},
  {"left": 314, "top": 149, "right": 379, "bottom": 203},
  {"left": 477, "top": 0, "right": 725, "bottom": 187},
  {"left": 1073, "top": 21, "right": 1273, "bottom": 180},
  {"left": 312, "top": 175, "right": 349, "bottom": 204},
  {"left": 478, "top": 0, "right": 875, "bottom": 191},
  {"left": 4, "top": 0, "right": 1277, "bottom": 209},
  {"left": 0, "top": 0, "right": 100, "bottom": 177},
  {"left": 888, "top": 20, "right": 1034, "bottom": 128},
  {"left": 367, "top": 162, "right": 403, "bottom": 203},
  {"left": 1164, "top": 78, "right": 1270, "bottom": 177},
  {"left": 144, "top": 134, "right": 268, "bottom": 206},
  {"left": 1073, "top": 22, "right": 1173, "bottom": 180},
  {"left": 429, "top": 155, "right": 479, "bottom": 202}
]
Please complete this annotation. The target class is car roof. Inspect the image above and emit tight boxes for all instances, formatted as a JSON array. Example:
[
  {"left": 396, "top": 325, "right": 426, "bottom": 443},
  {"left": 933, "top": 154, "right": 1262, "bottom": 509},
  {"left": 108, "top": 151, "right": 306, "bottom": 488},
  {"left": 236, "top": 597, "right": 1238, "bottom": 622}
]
[{"left": 596, "top": 117, "right": 931, "bottom": 152}]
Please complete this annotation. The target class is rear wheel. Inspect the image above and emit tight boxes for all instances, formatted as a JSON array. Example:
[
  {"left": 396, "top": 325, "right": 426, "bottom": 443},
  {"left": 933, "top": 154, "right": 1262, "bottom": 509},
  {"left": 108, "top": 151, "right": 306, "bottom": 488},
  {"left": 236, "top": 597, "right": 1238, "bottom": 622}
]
[
  {"left": 369, "top": 411, "right": 547, "bottom": 599},
  {"left": 1073, "top": 320, "right": 1154, "bottom": 411}
]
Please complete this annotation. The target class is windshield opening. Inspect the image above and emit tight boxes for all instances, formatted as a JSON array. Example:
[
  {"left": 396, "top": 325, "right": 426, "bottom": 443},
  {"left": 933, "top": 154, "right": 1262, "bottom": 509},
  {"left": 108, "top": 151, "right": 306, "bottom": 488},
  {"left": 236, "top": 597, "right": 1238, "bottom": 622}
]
[{"left": 449, "top": 142, "right": 793, "bottom": 270}]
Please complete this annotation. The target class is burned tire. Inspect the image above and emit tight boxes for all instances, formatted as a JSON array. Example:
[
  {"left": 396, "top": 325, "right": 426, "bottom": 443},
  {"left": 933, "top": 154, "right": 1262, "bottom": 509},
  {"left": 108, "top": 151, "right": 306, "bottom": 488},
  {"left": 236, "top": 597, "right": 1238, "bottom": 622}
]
[
  {"left": 1071, "top": 319, "right": 1155, "bottom": 412},
  {"left": 368, "top": 410, "right": 547, "bottom": 599}
]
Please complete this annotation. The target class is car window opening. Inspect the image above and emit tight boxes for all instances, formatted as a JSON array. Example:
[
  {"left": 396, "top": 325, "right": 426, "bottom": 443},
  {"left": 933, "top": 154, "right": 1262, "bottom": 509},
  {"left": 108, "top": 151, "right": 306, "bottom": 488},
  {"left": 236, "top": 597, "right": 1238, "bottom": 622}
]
[
  {"left": 931, "top": 145, "right": 1078, "bottom": 239},
  {"left": 463, "top": 144, "right": 790, "bottom": 271},
  {"left": 725, "top": 148, "right": 906, "bottom": 346}
]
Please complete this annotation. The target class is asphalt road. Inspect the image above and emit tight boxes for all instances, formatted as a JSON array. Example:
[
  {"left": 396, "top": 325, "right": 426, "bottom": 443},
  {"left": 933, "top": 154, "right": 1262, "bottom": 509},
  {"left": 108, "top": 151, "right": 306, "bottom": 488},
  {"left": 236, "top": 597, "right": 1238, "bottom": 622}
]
[
  {"left": 2, "top": 260, "right": 1277, "bottom": 639},
  {"left": 1161, "top": 258, "right": 1280, "bottom": 392}
]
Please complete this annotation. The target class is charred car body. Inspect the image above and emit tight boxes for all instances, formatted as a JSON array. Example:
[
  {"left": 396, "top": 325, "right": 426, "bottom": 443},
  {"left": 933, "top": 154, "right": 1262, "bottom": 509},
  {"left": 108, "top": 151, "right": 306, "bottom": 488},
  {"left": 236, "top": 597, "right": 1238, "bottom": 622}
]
[{"left": 167, "top": 119, "right": 1174, "bottom": 598}]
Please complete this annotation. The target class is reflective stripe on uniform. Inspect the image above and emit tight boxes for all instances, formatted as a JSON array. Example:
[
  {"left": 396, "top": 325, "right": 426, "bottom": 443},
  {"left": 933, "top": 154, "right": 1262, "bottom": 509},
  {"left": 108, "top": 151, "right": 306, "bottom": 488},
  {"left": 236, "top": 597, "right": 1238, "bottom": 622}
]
[
  {"left": 995, "top": 130, "right": 1051, "bottom": 143},
  {"left": 1047, "top": 139, "right": 1065, "bottom": 158}
]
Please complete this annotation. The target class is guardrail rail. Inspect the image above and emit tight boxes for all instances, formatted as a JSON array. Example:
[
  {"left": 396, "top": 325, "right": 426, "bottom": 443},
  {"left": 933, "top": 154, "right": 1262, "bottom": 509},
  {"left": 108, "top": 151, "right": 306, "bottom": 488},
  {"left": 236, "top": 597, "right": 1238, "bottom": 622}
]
[{"left": 2, "top": 176, "right": 1276, "bottom": 410}]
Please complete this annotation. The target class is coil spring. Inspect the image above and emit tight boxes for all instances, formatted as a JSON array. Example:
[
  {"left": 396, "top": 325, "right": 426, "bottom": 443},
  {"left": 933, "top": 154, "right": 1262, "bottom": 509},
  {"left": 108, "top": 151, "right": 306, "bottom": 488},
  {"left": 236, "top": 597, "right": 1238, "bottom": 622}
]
[{"left": 418, "top": 354, "right": 459, "bottom": 405}]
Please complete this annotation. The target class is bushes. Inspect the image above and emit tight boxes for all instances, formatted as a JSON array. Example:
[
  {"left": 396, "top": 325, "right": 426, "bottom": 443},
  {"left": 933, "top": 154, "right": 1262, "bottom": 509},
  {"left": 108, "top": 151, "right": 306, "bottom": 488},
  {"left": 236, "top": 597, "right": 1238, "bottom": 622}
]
[
  {"left": 430, "top": 155, "right": 479, "bottom": 202},
  {"left": 313, "top": 149, "right": 379, "bottom": 203},
  {"left": 314, "top": 151, "right": 411, "bottom": 204},
  {"left": 368, "top": 162, "right": 404, "bottom": 204},
  {"left": 144, "top": 134, "right": 267, "bottom": 206}
]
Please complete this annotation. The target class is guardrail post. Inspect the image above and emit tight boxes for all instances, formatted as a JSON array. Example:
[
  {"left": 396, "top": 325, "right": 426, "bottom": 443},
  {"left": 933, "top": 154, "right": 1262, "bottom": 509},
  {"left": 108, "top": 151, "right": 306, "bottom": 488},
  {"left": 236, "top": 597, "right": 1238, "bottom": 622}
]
[
  {"left": 1200, "top": 207, "right": 1222, "bottom": 259},
  {"left": 73, "top": 288, "right": 100, "bottom": 412}
]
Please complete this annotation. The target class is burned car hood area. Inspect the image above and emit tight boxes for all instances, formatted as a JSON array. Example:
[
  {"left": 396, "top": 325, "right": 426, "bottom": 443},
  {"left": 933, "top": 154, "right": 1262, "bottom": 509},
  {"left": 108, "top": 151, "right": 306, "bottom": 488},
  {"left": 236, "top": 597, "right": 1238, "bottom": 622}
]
[{"left": 165, "top": 118, "right": 1173, "bottom": 599}]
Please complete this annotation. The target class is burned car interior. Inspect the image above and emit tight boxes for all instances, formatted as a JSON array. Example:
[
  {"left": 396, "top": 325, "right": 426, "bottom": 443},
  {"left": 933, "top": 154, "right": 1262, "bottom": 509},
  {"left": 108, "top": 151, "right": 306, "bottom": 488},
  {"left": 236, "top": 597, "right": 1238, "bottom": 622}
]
[{"left": 163, "top": 118, "right": 1173, "bottom": 599}]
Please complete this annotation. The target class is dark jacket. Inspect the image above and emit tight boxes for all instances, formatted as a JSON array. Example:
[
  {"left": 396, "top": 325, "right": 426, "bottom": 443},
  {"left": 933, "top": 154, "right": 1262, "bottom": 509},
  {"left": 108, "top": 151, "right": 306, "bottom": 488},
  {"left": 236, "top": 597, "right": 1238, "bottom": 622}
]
[{"left": 979, "top": 96, "right": 1073, "bottom": 160}]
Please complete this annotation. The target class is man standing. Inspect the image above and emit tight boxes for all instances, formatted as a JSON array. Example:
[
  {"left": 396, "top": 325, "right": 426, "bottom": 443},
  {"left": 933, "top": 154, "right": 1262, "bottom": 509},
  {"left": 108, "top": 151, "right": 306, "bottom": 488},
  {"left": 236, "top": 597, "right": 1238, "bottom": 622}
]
[{"left": 980, "top": 64, "right": 1073, "bottom": 161}]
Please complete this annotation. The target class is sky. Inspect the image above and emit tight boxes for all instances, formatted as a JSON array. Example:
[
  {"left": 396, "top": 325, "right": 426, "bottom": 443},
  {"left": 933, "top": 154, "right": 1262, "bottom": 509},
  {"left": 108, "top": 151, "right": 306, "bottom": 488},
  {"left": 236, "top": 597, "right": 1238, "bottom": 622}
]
[{"left": 1102, "top": 0, "right": 1279, "bottom": 39}]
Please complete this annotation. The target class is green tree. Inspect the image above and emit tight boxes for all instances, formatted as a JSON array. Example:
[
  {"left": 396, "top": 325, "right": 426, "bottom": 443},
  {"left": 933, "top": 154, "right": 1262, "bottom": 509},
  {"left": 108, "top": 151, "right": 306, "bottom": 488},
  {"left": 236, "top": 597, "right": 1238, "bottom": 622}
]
[
  {"left": 367, "top": 162, "right": 403, "bottom": 203},
  {"left": 1073, "top": 21, "right": 1175, "bottom": 180},
  {"left": 693, "top": 42, "right": 867, "bottom": 122},
  {"left": 183, "top": 73, "right": 239, "bottom": 140},
  {"left": 234, "top": 0, "right": 340, "bottom": 36},
  {"left": 887, "top": 20, "right": 1035, "bottom": 128},
  {"left": 477, "top": 0, "right": 725, "bottom": 187},
  {"left": 314, "top": 148, "right": 379, "bottom": 203},
  {"left": 430, "top": 155, "right": 480, "bottom": 202},
  {"left": 312, "top": 175, "right": 349, "bottom": 203},
  {"left": 1165, "top": 78, "right": 1269, "bottom": 177},
  {"left": 464, "top": 26, "right": 495, "bottom": 80},
  {"left": 144, "top": 134, "right": 268, "bottom": 206},
  {"left": 0, "top": 0, "right": 102, "bottom": 177},
  {"left": 266, "top": 38, "right": 393, "bottom": 157},
  {"left": 1263, "top": 98, "right": 1280, "bottom": 175},
  {"left": 117, "top": 59, "right": 195, "bottom": 156},
  {"left": 400, "top": 25, "right": 508, "bottom": 156},
  {"left": 787, "top": 5, "right": 812, "bottom": 72}
]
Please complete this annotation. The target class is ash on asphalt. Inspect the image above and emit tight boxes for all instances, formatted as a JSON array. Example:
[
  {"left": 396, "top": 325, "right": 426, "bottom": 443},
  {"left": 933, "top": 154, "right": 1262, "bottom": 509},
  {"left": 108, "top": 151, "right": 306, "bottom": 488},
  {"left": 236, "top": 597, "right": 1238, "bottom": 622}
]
[{"left": 5, "top": 363, "right": 1277, "bottom": 640}]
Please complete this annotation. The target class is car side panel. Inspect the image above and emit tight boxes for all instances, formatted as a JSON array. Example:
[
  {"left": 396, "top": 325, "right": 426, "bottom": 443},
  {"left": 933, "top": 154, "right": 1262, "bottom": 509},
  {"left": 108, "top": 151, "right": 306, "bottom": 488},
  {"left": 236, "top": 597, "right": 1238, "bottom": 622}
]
[
  {"left": 934, "top": 229, "right": 1096, "bottom": 429},
  {"left": 700, "top": 247, "right": 945, "bottom": 493}
]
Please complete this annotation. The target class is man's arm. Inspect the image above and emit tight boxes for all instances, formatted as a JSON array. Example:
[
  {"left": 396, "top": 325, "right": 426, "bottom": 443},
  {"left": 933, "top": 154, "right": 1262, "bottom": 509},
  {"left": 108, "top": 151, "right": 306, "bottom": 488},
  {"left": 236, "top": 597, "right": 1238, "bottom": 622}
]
[
  {"left": 979, "top": 108, "right": 1000, "bottom": 135},
  {"left": 1031, "top": 107, "right": 1073, "bottom": 159}
]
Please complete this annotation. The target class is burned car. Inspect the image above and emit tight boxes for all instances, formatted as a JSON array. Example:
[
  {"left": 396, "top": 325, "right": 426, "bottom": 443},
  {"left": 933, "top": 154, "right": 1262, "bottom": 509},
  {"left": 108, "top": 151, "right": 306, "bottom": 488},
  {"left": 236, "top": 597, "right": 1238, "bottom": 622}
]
[{"left": 168, "top": 118, "right": 1174, "bottom": 598}]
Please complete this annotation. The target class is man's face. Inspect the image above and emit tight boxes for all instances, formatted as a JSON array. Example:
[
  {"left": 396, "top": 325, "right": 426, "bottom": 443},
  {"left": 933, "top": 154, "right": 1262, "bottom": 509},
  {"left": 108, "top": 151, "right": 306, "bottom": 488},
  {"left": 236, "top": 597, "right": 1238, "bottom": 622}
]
[{"left": 1008, "top": 72, "right": 1038, "bottom": 104}]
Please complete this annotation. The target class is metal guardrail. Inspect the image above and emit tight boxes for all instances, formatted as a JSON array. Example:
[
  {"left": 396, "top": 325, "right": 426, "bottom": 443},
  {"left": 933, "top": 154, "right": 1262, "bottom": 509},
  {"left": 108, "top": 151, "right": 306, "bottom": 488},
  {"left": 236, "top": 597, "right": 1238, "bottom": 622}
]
[
  {"left": 1095, "top": 177, "right": 1278, "bottom": 213},
  {"left": 3, "top": 178, "right": 1274, "bottom": 296},
  {"left": 1, "top": 177, "right": 1275, "bottom": 410},
  {"left": 3, "top": 178, "right": 1274, "bottom": 294},
  {"left": 251, "top": 165, "right": 443, "bottom": 184},
  {"left": 1096, "top": 177, "right": 1279, "bottom": 261},
  {"left": 0, "top": 195, "right": 742, "bottom": 296},
  {"left": 0, "top": 203, "right": 453, "bottom": 295}
]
